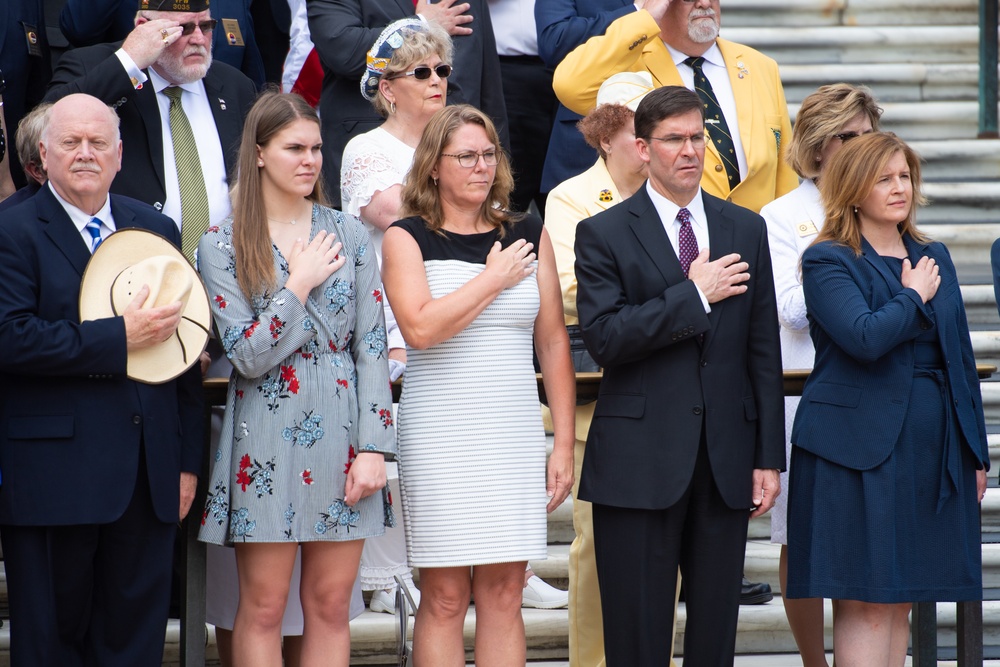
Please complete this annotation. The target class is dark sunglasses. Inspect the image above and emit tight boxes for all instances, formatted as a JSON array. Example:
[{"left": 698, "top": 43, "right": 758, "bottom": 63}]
[
  {"left": 832, "top": 131, "right": 863, "bottom": 142},
  {"left": 179, "top": 19, "right": 217, "bottom": 35},
  {"left": 386, "top": 64, "right": 453, "bottom": 81}
]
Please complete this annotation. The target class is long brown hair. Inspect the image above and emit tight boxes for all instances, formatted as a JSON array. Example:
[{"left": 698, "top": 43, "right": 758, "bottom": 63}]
[
  {"left": 400, "top": 104, "right": 516, "bottom": 234},
  {"left": 815, "top": 132, "right": 928, "bottom": 256},
  {"left": 232, "top": 90, "right": 327, "bottom": 299}
]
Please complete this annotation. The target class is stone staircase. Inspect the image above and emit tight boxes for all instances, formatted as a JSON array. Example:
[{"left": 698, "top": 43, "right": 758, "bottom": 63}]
[{"left": 1, "top": 1, "right": 999, "bottom": 665}]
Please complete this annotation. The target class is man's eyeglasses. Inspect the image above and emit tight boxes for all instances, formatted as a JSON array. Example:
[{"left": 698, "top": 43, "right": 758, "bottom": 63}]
[
  {"left": 386, "top": 64, "right": 453, "bottom": 81},
  {"left": 648, "top": 133, "right": 707, "bottom": 149},
  {"left": 179, "top": 19, "right": 217, "bottom": 35},
  {"left": 441, "top": 150, "right": 500, "bottom": 168}
]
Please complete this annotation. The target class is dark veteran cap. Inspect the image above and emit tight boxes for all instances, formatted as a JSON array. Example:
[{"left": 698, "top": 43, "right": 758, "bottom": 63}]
[{"left": 139, "top": 0, "right": 210, "bottom": 11}]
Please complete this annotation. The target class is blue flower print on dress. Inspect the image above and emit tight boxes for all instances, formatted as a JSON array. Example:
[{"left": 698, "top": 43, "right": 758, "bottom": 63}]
[
  {"left": 324, "top": 278, "right": 355, "bottom": 315},
  {"left": 382, "top": 485, "right": 396, "bottom": 528},
  {"left": 363, "top": 324, "right": 387, "bottom": 359},
  {"left": 281, "top": 411, "right": 325, "bottom": 448},
  {"left": 284, "top": 503, "right": 296, "bottom": 540},
  {"left": 229, "top": 506, "right": 257, "bottom": 542},
  {"left": 202, "top": 481, "right": 230, "bottom": 527},
  {"left": 315, "top": 498, "right": 361, "bottom": 535}
]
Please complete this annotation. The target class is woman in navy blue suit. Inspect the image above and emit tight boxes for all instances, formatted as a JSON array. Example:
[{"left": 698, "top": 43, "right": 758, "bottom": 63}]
[{"left": 788, "top": 132, "right": 989, "bottom": 666}]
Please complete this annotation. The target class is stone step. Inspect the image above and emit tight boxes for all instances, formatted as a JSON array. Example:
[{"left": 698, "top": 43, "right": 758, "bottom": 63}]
[
  {"left": 919, "top": 182, "right": 1000, "bottom": 225},
  {"left": 788, "top": 100, "right": 991, "bottom": 141},
  {"left": 778, "top": 62, "right": 988, "bottom": 104},
  {"left": 958, "top": 285, "right": 999, "bottom": 327},
  {"left": 911, "top": 140, "right": 1000, "bottom": 181},
  {"left": 722, "top": 0, "right": 977, "bottom": 27},
  {"left": 722, "top": 26, "right": 979, "bottom": 65}
]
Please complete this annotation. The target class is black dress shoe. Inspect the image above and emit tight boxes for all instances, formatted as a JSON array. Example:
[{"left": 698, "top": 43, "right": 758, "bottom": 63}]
[{"left": 740, "top": 576, "right": 773, "bottom": 605}]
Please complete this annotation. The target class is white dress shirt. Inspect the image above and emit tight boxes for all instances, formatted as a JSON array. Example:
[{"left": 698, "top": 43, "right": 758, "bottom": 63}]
[
  {"left": 49, "top": 182, "right": 117, "bottom": 252},
  {"left": 646, "top": 181, "right": 710, "bottom": 311},
  {"left": 666, "top": 42, "right": 747, "bottom": 180},
  {"left": 488, "top": 0, "right": 539, "bottom": 56},
  {"left": 147, "top": 68, "right": 232, "bottom": 231}
]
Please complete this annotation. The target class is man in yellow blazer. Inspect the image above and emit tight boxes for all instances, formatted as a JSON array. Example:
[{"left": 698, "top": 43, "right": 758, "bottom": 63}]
[{"left": 552, "top": 0, "right": 797, "bottom": 214}]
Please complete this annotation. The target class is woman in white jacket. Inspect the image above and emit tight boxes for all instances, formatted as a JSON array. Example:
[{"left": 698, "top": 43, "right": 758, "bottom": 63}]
[{"left": 760, "top": 83, "right": 882, "bottom": 667}]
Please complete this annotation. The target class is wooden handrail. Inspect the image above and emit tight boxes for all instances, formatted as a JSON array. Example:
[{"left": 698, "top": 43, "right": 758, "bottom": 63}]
[{"left": 183, "top": 364, "right": 996, "bottom": 666}]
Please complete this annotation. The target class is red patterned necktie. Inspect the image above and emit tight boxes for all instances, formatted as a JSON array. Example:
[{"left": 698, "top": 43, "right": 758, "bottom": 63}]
[{"left": 677, "top": 207, "right": 698, "bottom": 277}]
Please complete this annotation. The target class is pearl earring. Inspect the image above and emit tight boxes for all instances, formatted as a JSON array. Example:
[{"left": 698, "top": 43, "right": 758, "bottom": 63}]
[
  {"left": 258, "top": 160, "right": 264, "bottom": 167},
  {"left": 432, "top": 177, "right": 438, "bottom": 186}
]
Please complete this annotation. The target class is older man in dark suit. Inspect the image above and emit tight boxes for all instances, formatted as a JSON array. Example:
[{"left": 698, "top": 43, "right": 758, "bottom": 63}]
[
  {"left": 0, "top": 93, "right": 203, "bottom": 667},
  {"left": 574, "top": 86, "right": 785, "bottom": 665},
  {"left": 45, "top": 0, "right": 256, "bottom": 261}
]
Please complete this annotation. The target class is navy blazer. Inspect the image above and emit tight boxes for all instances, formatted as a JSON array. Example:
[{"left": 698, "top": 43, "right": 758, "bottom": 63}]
[
  {"left": 535, "top": 0, "right": 635, "bottom": 192},
  {"left": 45, "top": 44, "right": 256, "bottom": 213},
  {"left": 793, "top": 236, "right": 988, "bottom": 472},
  {"left": 0, "top": 187, "right": 204, "bottom": 526},
  {"left": 574, "top": 187, "right": 785, "bottom": 510}
]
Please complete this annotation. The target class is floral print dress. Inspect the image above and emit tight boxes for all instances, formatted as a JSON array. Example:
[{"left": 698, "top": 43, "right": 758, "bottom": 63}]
[{"left": 197, "top": 204, "right": 396, "bottom": 545}]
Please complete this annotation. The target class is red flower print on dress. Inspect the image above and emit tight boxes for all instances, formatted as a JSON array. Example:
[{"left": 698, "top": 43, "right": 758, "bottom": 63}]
[
  {"left": 281, "top": 365, "right": 300, "bottom": 394},
  {"left": 301, "top": 469, "right": 314, "bottom": 485},
  {"left": 269, "top": 315, "right": 285, "bottom": 340},
  {"left": 214, "top": 294, "right": 227, "bottom": 309},
  {"left": 243, "top": 321, "right": 259, "bottom": 339},
  {"left": 236, "top": 455, "right": 253, "bottom": 492},
  {"left": 373, "top": 289, "right": 383, "bottom": 303},
  {"left": 370, "top": 403, "right": 394, "bottom": 429},
  {"left": 344, "top": 445, "right": 357, "bottom": 475},
  {"left": 236, "top": 389, "right": 244, "bottom": 399}
]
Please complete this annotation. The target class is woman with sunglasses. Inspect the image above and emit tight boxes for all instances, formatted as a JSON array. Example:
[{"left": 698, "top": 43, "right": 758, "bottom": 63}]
[
  {"left": 339, "top": 17, "right": 453, "bottom": 615},
  {"left": 381, "top": 105, "right": 575, "bottom": 666},
  {"left": 759, "top": 83, "right": 882, "bottom": 667}
]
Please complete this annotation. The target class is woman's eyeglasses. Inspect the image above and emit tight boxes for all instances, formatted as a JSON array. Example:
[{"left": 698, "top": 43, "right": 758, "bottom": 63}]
[
  {"left": 386, "top": 64, "right": 453, "bottom": 81},
  {"left": 441, "top": 150, "right": 500, "bottom": 168},
  {"left": 179, "top": 19, "right": 217, "bottom": 35}
]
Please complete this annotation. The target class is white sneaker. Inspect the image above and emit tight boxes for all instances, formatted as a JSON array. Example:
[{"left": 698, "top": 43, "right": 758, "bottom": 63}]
[
  {"left": 369, "top": 576, "right": 421, "bottom": 615},
  {"left": 521, "top": 575, "right": 568, "bottom": 609}
]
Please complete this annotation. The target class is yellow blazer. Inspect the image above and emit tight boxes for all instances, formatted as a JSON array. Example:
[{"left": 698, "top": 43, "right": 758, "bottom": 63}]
[{"left": 553, "top": 10, "right": 797, "bottom": 213}]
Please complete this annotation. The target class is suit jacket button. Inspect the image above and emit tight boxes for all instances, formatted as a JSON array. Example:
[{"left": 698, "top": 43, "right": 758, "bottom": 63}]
[
  {"left": 693, "top": 406, "right": 703, "bottom": 416},
  {"left": 132, "top": 415, "right": 142, "bottom": 425},
  {"left": 715, "top": 164, "right": 723, "bottom": 172},
  {"left": 701, "top": 360, "right": 708, "bottom": 367}
]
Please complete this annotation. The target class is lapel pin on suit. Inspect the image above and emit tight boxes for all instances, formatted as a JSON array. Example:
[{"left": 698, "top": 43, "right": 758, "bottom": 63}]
[
  {"left": 218, "top": 98, "right": 227, "bottom": 111},
  {"left": 736, "top": 60, "right": 749, "bottom": 79}
]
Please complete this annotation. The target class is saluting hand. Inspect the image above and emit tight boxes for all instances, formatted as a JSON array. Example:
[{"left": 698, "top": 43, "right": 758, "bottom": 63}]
[{"left": 123, "top": 18, "right": 184, "bottom": 70}]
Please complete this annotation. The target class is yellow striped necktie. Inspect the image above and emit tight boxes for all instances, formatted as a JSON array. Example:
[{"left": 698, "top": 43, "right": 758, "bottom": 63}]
[{"left": 164, "top": 86, "right": 210, "bottom": 265}]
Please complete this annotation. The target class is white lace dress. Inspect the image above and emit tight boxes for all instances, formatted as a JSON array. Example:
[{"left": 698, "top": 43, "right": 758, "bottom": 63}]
[{"left": 340, "top": 125, "right": 414, "bottom": 589}]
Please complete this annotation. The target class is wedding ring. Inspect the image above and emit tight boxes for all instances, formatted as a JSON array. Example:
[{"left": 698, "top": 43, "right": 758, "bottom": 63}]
[{"left": 162, "top": 35, "right": 169, "bottom": 44}]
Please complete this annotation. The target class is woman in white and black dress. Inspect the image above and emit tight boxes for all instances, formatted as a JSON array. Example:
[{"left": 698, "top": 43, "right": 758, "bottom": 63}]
[{"left": 381, "top": 104, "right": 575, "bottom": 666}]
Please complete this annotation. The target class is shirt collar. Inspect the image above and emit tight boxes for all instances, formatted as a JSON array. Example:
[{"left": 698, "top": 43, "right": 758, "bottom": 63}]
[
  {"left": 646, "top": 181, "right": 707, "bottom": 230},
  {"left": 148, "top": 67, "right": 204, "bottom": 97},
  {"left": 48, "top": 182, "right": 115, "bottom": 234},
  {"left": 667, "top": 41, "right": 725, "bottom": 71}
]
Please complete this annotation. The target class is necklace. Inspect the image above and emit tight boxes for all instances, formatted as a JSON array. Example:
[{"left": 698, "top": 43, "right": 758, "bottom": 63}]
[{"left": 267, "top": 217, "right": 298, "bottom": 225}]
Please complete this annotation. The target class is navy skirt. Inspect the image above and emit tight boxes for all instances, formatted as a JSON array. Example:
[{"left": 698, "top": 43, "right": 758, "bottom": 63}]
[{"left": 787, "top": 343, "right": 982, "bottom": 603}]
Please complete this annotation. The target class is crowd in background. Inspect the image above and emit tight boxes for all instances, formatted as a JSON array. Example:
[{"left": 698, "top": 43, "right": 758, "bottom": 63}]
[{"left": 0, "top": 1, "right": 992, "bottom": 667}]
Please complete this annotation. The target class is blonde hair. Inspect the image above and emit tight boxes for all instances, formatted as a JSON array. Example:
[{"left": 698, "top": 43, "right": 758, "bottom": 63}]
[
  {"left": 787, "top": 84, "right": 882, "bottom": 179},
  {"left": 815, "top": 132, "right": 928, "bottom": 255},
  {"left": 232, "top": 90, "right": 327, "bottom": 298},
  {"left": 400, "top": 105, "right": 516, "bottom": 234},
  {"left": 373, "top": 24, "right": 453, "bottom": 118}
]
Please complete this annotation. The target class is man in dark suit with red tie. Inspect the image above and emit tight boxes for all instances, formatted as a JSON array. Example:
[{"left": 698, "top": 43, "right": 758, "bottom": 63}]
[
  {"left": 573, "top": 86, "right": 785, "bottom": 665},
  {"left": 0, "top": 93, "right": 203, "bottom": 667}
]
